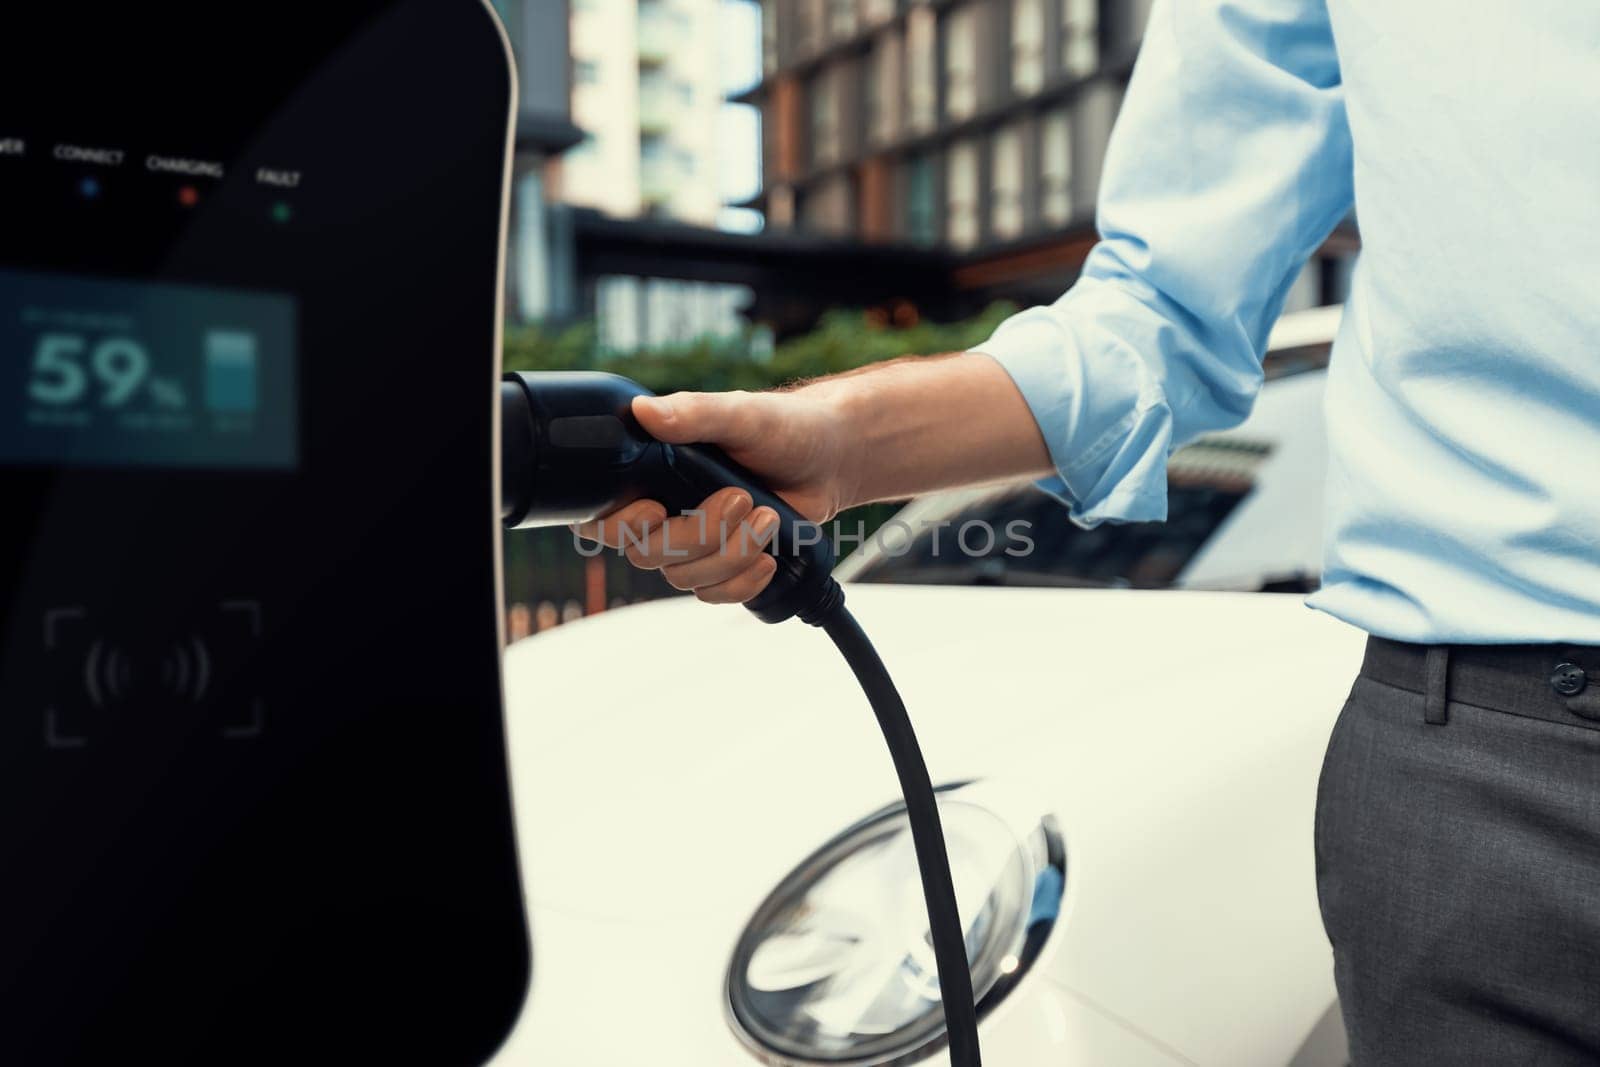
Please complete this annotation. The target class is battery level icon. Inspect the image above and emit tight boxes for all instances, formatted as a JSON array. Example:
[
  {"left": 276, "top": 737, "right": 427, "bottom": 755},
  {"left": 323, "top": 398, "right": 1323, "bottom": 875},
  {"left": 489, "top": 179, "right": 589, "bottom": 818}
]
[{"left": 204, "top": 331, "right": 259, "bottom": 414}]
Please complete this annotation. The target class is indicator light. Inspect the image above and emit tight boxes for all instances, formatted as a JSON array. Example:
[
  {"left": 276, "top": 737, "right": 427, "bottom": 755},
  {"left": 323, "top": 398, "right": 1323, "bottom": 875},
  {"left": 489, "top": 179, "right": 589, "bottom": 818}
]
[
  {"left": 78, "top": 176, "right": 101, "bottom": 199},
  {"left": 271, "top": 201, "right": 293, "bottom": 224},
  {"left": 177, "top": 185, "right": 199, "bottom": 208}
]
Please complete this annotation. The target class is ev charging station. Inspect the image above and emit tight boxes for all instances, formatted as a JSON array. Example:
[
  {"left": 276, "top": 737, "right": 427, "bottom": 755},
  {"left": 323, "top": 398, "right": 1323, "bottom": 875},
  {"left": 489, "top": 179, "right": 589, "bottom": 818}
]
[
  {"left": 0, "top": 4, "right": 528, "bottom": 1062},
  {"left": 0, "top": 4, "right": 983, "bottom": 1064}
]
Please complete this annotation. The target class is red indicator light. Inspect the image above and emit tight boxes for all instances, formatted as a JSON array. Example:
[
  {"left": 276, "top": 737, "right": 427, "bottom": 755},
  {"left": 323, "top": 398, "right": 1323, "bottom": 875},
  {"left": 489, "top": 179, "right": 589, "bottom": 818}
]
[{"left": 177, "top": 185, "right": 199, "bottom": 208}]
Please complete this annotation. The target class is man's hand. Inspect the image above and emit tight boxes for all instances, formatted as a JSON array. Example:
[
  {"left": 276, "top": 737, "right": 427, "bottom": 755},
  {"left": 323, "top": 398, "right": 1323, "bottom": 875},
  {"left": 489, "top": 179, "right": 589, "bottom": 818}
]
[
  {"left": 572, "top": 387, "right": 853, "bottom": 604},
  {"left": 574, "top": 354, "right": 1054, "bottom": 605}
]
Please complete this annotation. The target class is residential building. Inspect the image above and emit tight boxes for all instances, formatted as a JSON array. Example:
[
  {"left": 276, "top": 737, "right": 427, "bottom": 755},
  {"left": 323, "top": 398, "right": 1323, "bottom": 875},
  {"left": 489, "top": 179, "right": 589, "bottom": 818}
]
[
  {"left": 490, "top": 0, "right": 584, "bottom": 323},
  {"left": 557, "top": 0, "right": 756, "bottom": 350},
  {"left": 736, "top": 0, "right": 1354, "bottom": 315},
  {"left": 564, "top": 0, "right": 726, "bottom": 224}
]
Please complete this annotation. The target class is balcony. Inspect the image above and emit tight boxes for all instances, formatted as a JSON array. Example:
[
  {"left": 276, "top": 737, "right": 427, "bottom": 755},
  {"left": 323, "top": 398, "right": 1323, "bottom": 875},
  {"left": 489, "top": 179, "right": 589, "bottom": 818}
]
[
  {"left": 637, "top": 4, "right": 681, "bottom": 68},
  {"left": 640, "top": 155, "right": 680, "bottom": 208},
  {"left": 638, "top": 81, "right": 680, "bottom": 136}
]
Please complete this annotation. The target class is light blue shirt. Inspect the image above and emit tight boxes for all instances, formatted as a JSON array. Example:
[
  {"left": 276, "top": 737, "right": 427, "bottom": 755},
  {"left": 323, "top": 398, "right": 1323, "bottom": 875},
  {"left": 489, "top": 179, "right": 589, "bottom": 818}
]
[{"left": 976, "top": 0, "right": 1600, "bottom": 644}]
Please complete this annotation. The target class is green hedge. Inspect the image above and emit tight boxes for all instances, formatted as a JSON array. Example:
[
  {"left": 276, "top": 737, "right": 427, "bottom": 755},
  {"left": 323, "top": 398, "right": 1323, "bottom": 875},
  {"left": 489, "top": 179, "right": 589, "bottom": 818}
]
[{"left": 502, "top": 301, "right": 1017, "bottom": 393}]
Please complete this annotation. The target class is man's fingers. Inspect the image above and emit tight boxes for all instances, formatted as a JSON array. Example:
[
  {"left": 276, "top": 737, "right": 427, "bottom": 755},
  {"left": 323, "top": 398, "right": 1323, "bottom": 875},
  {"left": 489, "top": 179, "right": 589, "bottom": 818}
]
[
  {"left": 633, "top": 391, "right": 764, "bottom": 449},
  {"left": 624, "top": 487, "right": 753, "bottom": 569},
  {"left": 694, "top": 554, "right": 778, "bottom": 605},
  {"left": 572, "top": 499, "right": 666, "bottom": 549},
  {"left": 572, "top": 490, "right": 783, "bottom": 606},
  {"left": 659, "top": 507, "right": 780, "bottom": 590}
]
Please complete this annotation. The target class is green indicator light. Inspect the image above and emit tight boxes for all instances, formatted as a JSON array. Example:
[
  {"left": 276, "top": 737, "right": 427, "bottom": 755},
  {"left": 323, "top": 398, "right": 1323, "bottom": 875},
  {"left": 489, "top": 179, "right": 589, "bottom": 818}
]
[{"left": 271, "top": 201, "right": 293, "bottom": 224}]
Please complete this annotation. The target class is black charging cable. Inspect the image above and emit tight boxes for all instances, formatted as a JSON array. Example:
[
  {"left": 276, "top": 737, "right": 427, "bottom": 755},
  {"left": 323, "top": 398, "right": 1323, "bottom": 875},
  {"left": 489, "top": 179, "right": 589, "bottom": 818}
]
[
  {"left": 499, "top": 372, "right": 981, "bottom": 1064},
  {"left": 816, "top": 595, "right": 982, "bottom": 1067}
]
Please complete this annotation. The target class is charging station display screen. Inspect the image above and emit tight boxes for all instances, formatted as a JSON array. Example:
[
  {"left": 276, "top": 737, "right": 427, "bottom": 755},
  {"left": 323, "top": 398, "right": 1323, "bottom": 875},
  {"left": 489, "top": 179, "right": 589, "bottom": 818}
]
[{"left": 0, "top": 270, "right": 297, "bottom": 469}]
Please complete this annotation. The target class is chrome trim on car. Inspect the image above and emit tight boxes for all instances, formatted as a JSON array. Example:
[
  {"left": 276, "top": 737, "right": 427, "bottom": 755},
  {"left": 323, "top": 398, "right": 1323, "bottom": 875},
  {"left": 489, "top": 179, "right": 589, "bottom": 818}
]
[{"left": 724, "top": 781, "right": 1066, "bottom": 1067}]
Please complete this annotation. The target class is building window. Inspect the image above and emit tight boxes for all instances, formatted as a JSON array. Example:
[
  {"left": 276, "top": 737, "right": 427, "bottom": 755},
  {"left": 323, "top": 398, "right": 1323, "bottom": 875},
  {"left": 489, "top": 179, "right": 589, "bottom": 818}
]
[
  {"left": 991, "top": 124, "right": 1025, "bottom": 240},
  {"left": 905, "top": 7, "right": 938, "bottom": 134},
  {"left": 639, "top": 68, "right": 682, "bottom": 135},
  {"left": 802, "top": 174, "right": 853, "bottom": 235},
  {"left": 860, "top": 0, "right": 896, "bottom": 29},
  {"left": 946, "top": 139, "right": 980, "bottom": 249},
  {"left": 905, "top": 153, "right": 937, "bottom": 245},
  {"left": 943, "top": 4, "right": 979, "bottom": 122},
  {"left": 795, "top": 0, "right": 825, "bottom": 57},
  {"left": 1040, "top": 108, "right": 1073, "bottom": 225},
  {"left": 762, "top": 0, "right": 779, "bottom": 74},
  {"left": 597, "top": 276, "right": 643, "bottom": 353},
  {"left": 639, "top": 133, "right": 677, "bottom": 211},
  {"left": 1012, "top": 0, "right": 1046, "bottom": 94},
  {"left": 511, "top": 167, "right": 547, "bottom": 322},
  {"left": 574, "top": 59, "right": 599, "bottom": 85},
  {"left": 1061, "top": 0, "right": 1099, "bottom": 77},
  {"left": 810, "top": 69, "right": 840, "bottom": 167},
  {"left": 827, "top": 0, "right": 856, "bottom": 40},
  {"left": 867, "top": 32, "right": 902, "bottom": 145}
]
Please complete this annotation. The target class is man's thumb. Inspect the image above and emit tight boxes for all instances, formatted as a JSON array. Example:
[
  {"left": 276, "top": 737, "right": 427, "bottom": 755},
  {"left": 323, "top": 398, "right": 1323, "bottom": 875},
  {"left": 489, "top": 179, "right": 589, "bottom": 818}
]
[{"left": 633, "top": 391, "right": 756, "bottom": 447}]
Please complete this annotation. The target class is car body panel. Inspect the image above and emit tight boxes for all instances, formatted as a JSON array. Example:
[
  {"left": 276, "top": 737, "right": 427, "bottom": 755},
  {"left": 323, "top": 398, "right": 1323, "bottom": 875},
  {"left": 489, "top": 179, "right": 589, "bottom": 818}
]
[
  {"left": 493, "top": 586, "right": 1365, "bottom": 1064},
  {"left": 1177, "top": 370, "right": 1328, "bottom": 590},
  {"left": 495, "top": 905, "right": 1192, "bottom": 1067}
]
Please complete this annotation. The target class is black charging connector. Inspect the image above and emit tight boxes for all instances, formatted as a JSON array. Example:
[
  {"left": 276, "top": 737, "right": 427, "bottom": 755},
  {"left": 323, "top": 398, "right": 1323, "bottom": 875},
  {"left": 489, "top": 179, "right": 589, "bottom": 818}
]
[
  {"left": 501, "top": 371, "right": 840, "bottom": 626},
  {"left": 501, "top": 371, "right": 982, "bottom": 1065}
]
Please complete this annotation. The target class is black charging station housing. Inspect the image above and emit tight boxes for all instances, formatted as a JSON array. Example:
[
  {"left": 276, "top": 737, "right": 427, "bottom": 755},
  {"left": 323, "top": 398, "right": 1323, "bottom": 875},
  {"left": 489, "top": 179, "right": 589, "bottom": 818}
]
[{"left": 0, "top": 4, "right": 529, "bottom": 1063}]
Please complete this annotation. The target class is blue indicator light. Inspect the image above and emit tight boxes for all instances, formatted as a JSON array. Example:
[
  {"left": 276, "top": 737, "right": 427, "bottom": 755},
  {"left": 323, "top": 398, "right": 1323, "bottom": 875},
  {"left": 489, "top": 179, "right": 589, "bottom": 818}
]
[{"left": 78, "top": 176, "right": 101, "bottom": 199}]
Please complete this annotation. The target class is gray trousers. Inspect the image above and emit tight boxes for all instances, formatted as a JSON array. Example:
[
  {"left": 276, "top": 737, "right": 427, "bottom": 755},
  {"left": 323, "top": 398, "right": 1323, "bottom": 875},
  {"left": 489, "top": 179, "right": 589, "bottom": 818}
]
[{"left": 1316, "top": 637, "right": 1600, "bottom": 1065}]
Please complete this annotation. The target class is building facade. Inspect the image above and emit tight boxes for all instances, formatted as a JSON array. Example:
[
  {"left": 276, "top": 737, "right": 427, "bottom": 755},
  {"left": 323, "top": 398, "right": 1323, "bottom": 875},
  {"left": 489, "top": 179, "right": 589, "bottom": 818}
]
[
  {"left": 563, "top": 0, "right": 727, "bottom": 223},
  {"left": 490, "top": 0, "right": 584, "bottom": 324},
  {"left": 559, "top": 0, "right": 755, "bottom": 349},
  {"left": 738, "top": 0, "right": 1353, "bottom": 314}
]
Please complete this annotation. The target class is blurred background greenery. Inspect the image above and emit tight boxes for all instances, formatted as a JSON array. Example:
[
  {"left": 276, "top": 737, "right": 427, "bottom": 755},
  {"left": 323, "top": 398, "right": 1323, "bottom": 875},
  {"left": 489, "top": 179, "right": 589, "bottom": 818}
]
[{"left": 502, "top": 301, "right": 1015, "bottom": 391}]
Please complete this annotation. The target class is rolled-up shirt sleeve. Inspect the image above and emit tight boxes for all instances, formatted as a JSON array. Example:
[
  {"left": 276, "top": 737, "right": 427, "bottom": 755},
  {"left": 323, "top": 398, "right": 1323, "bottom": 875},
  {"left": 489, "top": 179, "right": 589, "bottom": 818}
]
[{"left": 975, "top": 0, "right": 1353, "bottom": 526}]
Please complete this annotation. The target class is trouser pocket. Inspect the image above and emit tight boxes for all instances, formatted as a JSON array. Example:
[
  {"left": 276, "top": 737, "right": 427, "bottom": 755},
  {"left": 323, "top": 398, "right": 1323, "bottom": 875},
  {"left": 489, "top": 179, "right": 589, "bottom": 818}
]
[{"left": 1312, "top": 689, "right": 1359, "bottom": 951}]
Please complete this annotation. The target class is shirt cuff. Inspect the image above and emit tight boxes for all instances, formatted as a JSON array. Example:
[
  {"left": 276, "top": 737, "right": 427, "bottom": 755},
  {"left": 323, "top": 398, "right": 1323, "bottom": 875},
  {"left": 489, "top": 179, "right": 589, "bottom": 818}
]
[{"left": 969, "top": 304, "right": 1171, "bottom": 528}]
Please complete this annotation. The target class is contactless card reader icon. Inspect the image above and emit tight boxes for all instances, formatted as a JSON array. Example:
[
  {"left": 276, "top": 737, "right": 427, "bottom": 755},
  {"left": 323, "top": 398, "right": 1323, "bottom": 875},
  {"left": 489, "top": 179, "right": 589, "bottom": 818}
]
[{"left": 40, "top": 600, "right": 266, "bottom": 749}]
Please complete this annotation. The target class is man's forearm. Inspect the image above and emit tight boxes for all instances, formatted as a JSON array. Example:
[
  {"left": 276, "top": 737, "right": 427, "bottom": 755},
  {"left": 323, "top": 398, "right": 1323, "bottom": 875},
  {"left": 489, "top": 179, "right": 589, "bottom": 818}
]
[{"left": 814, "top": 352, "right": 1056, "bottom": 509}]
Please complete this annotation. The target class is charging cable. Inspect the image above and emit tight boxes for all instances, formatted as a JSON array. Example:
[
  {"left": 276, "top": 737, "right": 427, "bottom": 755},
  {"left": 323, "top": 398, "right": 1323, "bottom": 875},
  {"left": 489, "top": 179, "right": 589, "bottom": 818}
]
[
  {"left": 501, "top": 371, "right": 983, "bottom": 1065},
  {"left": 818, "top": 596, "right": 981, "bottom": 1067}
]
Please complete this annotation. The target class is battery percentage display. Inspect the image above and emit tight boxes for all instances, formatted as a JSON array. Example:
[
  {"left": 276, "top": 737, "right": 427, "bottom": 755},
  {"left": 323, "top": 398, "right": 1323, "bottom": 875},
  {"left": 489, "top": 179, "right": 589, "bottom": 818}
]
[
  {"left": 0, "top": 271, "right": 297, "bottom": 469},
  {"left": 27, "top": 333, "right": 189, "bottom": 411}
]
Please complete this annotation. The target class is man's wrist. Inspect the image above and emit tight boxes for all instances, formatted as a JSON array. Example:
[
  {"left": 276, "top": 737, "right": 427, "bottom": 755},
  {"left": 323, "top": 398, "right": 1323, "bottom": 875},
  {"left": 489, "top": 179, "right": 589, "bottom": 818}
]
[
  {"left": 805, "top": 373, "right": 874, "bottom": 512},
  {"left": 806, "top": 355, "right": 956, "bottom": 510}
]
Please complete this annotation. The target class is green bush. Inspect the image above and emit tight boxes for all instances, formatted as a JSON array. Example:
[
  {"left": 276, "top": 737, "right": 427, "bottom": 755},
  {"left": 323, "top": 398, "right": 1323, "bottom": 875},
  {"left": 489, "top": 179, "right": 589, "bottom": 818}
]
[{"left": 501, "top": 302, "right": 1017, "bottom": 394}]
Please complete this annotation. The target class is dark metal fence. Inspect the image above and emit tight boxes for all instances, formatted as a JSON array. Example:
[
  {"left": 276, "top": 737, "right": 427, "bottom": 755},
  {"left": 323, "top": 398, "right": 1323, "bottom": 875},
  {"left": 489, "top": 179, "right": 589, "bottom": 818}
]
[{"left": 501, "top": 502, "right": 903, "bottom": 640}]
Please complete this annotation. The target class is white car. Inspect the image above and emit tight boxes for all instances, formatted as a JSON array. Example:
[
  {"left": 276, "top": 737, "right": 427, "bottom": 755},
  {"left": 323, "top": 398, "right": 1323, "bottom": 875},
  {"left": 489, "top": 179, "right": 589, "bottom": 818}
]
[{"left": 491, "top": 307, "right": 1365, "bottom": 1066}]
